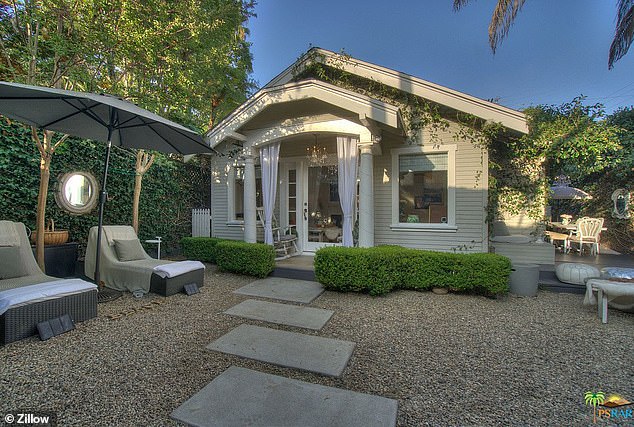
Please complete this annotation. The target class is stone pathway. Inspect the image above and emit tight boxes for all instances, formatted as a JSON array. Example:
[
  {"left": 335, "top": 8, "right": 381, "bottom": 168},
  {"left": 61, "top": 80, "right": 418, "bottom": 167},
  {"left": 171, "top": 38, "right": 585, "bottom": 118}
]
[
  {"left": 172, "top": 277, "right": 398, "bottom": 426},
  {"left": 208, "top": 324, "right": 355, "bottom": 377},
  {"left": 233, "top": 277, "right": 324, "bottom": 303},
  {"left": 224, "top": 299, "right": 333, "bottom": 330},
  {"left": 171, "top": 366, "right": 398, "bottom": 427}
]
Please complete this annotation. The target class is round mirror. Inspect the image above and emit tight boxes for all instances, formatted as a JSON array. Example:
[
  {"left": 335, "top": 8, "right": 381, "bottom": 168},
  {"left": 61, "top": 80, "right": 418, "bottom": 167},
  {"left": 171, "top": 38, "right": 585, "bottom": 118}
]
[{"left": 55, "top": 171, "right": 99, "bottom": 215}]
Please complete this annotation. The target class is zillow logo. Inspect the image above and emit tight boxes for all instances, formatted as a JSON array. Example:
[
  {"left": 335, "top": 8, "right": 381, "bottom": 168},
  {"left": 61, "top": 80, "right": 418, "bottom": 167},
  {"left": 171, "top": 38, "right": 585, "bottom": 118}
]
[{"left": 585, "top": 391, "right": 633, "bottom": 423}]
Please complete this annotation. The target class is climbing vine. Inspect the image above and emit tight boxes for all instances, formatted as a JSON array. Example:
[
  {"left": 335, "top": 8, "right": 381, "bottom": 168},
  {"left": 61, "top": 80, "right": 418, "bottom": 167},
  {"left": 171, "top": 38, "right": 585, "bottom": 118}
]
[
  {"left": 291, "top": 49, "right": 546, "bottom": 224},
  {"left": 0, "top": 118, "right": 211, "bottom": 256}
]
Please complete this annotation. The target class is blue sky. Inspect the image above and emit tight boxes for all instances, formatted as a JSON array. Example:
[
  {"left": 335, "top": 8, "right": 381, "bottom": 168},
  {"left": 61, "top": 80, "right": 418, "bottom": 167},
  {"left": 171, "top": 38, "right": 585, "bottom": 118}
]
[{"left": 248, "top": 1, "right": 634, "bottom": 114}]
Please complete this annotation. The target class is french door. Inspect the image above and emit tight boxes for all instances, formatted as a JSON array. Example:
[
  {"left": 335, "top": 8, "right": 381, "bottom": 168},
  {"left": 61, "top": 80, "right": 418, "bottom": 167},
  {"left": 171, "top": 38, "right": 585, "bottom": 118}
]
[{"left": 280, "top": 159, "right": 343, "bottom": 253}]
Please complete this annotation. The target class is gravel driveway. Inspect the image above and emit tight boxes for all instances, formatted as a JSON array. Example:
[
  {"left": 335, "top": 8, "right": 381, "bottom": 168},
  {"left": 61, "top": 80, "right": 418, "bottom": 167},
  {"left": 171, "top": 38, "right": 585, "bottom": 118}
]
[{"left": 1, "top": 265, "right": 632, "bottom": 426}]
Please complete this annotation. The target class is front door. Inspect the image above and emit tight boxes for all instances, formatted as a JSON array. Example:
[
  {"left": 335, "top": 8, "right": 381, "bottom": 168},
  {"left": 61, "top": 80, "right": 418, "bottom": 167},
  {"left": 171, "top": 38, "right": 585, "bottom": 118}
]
[{"left": 302, "top": 161, "right": 343, "bottom": 252}]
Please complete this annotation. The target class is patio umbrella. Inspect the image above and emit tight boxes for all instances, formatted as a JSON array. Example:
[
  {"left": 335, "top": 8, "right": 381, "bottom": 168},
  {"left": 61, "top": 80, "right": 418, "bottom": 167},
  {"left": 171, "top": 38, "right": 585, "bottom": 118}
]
[
  {"left": 0, "top": 81, "right": 213, "bottom": 292},
  {"left": 549, "top": 175, "right": 593, "bottom": 200},
  {"left": 549, "top": 185, "right": 593, "bottom": 200}
]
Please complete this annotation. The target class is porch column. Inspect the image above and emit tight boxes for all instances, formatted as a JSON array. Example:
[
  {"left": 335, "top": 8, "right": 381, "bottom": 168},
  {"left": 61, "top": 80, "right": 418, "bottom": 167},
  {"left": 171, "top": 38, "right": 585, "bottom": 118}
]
[
  {"left": 243, "top": 150, "right": 257, "bottom": 243},
  {"left": 358, "top": 143, "right": 374, "bottom": 247}
]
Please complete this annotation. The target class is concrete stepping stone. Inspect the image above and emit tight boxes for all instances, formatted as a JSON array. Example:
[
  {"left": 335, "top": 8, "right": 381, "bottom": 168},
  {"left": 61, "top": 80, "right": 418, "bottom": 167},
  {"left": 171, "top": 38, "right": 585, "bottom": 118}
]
[
  {"left": 171, "top": 366, "right": 398, "bottom": 427},
  {"left": 207, "top": 324, "right": 355, "bottom": 377},
  {"left": 233, "top": 277, "right": 324, "bottom": 303},
  {"left": 224, "top": 299, "right": 334, "bottom": 330}
]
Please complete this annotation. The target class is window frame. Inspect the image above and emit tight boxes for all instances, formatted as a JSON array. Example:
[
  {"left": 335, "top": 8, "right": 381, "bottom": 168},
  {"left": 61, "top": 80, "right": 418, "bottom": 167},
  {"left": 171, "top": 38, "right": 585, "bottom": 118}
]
[
  {"left": 227, "top": 164, "right": 263, "bottom": 226},
  {"left": 391, "top": 145, "right": 457, "bottom": 231},
  {"left": 227, "top": 164, "right": 244, "bottom": 225}
]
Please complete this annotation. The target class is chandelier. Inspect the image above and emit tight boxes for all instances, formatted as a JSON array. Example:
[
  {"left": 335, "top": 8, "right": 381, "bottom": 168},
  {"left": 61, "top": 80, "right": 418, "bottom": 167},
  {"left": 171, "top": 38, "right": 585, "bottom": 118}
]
[
  {"left": 306, "top": 135, "right": 338, "bottom": 183},
  {"left": 306, "top": 144, "right": 328, "bottom": 166}
]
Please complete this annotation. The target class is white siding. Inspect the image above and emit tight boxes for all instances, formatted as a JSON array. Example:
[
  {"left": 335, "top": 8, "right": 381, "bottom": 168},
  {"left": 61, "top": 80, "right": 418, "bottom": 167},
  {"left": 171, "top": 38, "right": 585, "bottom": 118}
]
[
  {"left": 210, "top": 144, "right": 244, "bottom": 241},
  {"left": 374, "top": 122, "right": 488, "bottom": 253}
]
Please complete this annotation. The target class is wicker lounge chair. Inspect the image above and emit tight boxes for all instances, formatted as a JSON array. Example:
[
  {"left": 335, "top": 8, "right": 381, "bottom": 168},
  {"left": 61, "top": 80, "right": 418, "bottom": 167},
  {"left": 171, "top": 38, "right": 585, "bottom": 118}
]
[
  {"left": 84, "top": 225, "right": 204, "bottom": 297},
  {"left": 0, "top": 221, "right": 97, "bottom": 345}
]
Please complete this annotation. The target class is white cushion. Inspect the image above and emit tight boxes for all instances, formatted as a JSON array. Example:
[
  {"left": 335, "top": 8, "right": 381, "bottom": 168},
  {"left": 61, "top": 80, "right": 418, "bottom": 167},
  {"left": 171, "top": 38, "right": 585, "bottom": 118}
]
[
  {"left": 556, "top": 263, "right": 600, "bottom": 285},
  {"left": 601, "top": 267, "right": 634, "bottom": 279}
]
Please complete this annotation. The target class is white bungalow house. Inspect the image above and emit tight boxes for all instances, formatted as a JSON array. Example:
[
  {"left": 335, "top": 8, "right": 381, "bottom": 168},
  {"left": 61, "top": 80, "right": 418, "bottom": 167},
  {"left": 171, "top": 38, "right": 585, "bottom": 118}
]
[{"left": 205, "top": 48, "right": 535, "bottom": 258}]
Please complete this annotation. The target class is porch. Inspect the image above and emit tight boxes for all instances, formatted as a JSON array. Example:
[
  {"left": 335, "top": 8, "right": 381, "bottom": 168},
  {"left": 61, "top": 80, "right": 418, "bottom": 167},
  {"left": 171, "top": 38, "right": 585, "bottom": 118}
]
[{"left": 208, "top": 76, "right": 494, "bottom": 256}]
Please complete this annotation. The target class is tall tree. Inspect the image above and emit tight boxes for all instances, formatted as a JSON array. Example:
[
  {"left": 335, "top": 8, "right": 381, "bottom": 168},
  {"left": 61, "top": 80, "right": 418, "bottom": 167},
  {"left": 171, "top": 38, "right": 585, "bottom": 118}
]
[
  {"left": 0, "top": 0, "right": 255, "bottom": 267},
  {"left": 0, "top": 1, "right": 98, "bottom": 269},
  {"left": 453, "top": 0, "right": 634, "bottom": 69}
]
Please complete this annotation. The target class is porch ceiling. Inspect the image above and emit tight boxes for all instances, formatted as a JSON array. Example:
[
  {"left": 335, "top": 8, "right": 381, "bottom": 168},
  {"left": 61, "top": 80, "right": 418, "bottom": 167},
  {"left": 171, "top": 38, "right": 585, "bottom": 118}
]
[
  {"left": 239, "top": 100, "right": 354, "bottom": 132},
  {"left": 205, "top": 79, "right": 403, "bottom": 148}
]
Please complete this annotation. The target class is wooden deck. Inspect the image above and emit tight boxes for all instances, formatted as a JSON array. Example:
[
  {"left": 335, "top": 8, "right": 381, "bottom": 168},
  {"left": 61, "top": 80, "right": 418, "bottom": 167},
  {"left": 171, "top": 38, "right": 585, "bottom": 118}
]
[{"left": 539, "top": 252, "right": 634, "bottom": 294}]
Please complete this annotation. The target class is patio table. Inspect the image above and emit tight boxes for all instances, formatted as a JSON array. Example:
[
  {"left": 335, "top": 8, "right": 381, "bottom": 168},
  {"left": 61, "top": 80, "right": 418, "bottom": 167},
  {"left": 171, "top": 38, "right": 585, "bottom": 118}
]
[{"left": 549, "top": 221, "right": 607, "bottom": 233}]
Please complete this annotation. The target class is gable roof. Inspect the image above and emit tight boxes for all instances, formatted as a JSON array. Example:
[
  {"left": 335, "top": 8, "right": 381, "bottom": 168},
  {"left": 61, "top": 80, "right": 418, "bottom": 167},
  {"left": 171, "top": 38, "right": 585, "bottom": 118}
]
[
  {"left": 206, "top": 78, "right": 402, "bottom": 148},
  {"left": 265, "top": 47, "right": 528, "bottom": 134}
]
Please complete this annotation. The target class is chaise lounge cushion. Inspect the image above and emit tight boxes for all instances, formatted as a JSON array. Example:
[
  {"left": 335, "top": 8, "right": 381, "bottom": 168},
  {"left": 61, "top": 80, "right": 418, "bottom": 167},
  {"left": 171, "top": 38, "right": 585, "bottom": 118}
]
[
  {"left": 0, "top": 246, "right": 27, "bottom": 280},
  {"left": 85, "top": 225, "right": 205, "bottom": 296},
  {"left": 114, "top": 238, "right": 147, "bottom": 262}
]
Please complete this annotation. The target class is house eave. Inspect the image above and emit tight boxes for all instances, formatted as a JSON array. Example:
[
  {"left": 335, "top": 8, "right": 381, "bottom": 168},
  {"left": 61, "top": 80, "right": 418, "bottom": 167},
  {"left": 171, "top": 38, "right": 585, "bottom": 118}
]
[{"left": 264, "top": 47, "right": 528, "bottom": 134}]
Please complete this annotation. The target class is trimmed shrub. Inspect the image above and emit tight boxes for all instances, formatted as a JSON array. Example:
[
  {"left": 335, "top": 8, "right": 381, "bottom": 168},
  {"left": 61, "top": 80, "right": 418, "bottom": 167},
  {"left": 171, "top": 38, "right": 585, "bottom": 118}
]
[
  {"left": 315, "top": 246, "right": 511, "bottom": 296},
  {"left": 215, "top": 240, "right": 275, "bottom": 278},
  {"left": 181, "top": 237, "right": 226, "bottom": 263},
  {"left": 314, "top": 247, "right": 372, "bottom": 293}
]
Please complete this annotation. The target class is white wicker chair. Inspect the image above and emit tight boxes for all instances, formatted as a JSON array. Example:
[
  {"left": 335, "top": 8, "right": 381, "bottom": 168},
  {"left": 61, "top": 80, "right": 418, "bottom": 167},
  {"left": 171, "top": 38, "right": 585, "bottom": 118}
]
[{"left": 568, "top": 217, "right": 604, "bottom": 255}]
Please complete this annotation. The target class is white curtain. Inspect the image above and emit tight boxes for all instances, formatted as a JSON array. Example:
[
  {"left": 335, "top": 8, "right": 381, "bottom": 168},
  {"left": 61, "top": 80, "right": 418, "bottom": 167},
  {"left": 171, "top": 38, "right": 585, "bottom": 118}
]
[
  {"left": 260, "top": 142, "right": 280, "bottom": 245},
  {"left": 337, "top": 136, "right": 359, "bottom": 247}
]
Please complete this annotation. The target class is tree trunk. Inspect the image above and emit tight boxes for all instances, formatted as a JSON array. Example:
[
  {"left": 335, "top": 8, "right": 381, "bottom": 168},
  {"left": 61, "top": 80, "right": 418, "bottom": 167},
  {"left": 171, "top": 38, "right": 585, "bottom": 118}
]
[
  {"left": 132, "top": 150, "right": 155, "bottom": 234},
  {"left": 33, "top": 129, "right": 69, "bottom": 270},
  {"left": 132, "top": 172, "right": 143, "bottom": 233},
  {"left": 35, "top": 154, "right": 51, "bottom": 272}
]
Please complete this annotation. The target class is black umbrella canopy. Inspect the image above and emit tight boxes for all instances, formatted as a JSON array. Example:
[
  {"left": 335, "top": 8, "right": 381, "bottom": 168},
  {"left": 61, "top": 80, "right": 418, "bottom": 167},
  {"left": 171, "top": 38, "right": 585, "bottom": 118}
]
[
  {"left": 0, "top": 81, "right": 213, "bottom": 292},
  {"left": 0, "top": 81, "right": 211, "bottom": 154}
]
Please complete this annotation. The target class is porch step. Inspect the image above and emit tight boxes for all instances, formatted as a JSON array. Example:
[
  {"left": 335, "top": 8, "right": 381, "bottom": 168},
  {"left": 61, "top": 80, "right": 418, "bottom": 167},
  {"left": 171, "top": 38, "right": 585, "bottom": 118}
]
[
  {"left": 271, "top": 265, "right": 316, "bottom": 281},
  {"left": 538, "top": 270, "right": 585, "bottom": 294}
]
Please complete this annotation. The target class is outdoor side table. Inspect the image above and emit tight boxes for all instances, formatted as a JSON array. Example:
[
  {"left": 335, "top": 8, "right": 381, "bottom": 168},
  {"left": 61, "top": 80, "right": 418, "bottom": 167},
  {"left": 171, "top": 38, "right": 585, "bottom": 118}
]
[
  {"left": 585, "top": 279, "right": 634, "bottom": 323},
  {"left": 145, "top": 237, "right": 162, "bottom": 259}
]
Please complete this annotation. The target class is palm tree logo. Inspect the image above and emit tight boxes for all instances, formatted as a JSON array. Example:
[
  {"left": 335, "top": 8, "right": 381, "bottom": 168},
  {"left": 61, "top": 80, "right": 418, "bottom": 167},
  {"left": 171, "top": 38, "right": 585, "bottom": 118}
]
[{"left": 585, "top": 391, "right": 606, "bottom": 423}]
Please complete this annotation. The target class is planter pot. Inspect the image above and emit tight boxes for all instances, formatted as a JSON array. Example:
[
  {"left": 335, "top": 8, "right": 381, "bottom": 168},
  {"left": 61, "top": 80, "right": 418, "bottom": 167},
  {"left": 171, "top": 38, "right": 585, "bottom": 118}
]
[
  {"left": 30, "top": 219, "right": 69, "bottom": 245},
  {"left": 432, "top": 287, "right": 449, "bottom": 295}
]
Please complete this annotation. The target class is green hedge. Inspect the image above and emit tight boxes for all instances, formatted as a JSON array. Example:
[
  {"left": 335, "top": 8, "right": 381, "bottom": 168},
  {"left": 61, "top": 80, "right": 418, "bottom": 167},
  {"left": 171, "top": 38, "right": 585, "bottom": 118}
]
[
  {"left": 0, "top": 119, "right": 211, "bottom": 256},
  {"left": 314, "top": 246, "right": 511, "bottom": 296},
  {"left": 181, "top": 237, "right": 227, "bottom": 263},
  {"left": 215, "top": 240, "right": 275, "bottom": 278}
]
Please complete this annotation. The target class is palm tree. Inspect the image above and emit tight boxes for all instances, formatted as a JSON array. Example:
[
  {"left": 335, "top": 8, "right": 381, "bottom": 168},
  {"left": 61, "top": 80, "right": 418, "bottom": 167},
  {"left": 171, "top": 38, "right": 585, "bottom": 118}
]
[
  {"left": 584, "top": 391, "right": 606, "bottom": 423},
  {"left": 453, "top": 0, "right": 634, "bottom": 69}
]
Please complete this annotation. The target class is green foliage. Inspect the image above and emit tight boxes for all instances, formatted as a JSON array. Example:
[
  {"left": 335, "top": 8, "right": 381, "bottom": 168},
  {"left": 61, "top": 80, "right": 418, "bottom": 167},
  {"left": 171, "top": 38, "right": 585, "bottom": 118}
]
[
  {"left": 314, "top": 246, "right": 511, "bottom": 296},
  {"left": 0, "top": 0, "right": 256, "bottom": 130},
  {"left": 215, "top": 241, "right": 275, "bottom": 278},
  {"left": 0, "top": 119, "right": 210, "bottom": 255},
  {"left": 526, "top": 98, "right": 623, "bottom": 181},
  {"left": 181, "top": 237, "right": 227, "bottom": 264}
]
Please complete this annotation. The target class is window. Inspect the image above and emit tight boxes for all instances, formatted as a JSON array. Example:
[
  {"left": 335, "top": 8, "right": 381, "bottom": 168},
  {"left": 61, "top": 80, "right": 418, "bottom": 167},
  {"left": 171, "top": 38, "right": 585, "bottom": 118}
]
[
  {"left": 392, "top": 146, "right": 456, "bottom": 229},
  {"left": 228, "top": 165, "right": 262, "bottom": 222}
]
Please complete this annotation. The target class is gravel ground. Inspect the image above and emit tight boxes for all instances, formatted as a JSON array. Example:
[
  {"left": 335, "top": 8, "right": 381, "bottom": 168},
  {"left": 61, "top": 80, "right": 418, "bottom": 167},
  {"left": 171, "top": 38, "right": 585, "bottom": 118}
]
[{"left": 1, "top": 265, "right": 633, "bottom": 427}]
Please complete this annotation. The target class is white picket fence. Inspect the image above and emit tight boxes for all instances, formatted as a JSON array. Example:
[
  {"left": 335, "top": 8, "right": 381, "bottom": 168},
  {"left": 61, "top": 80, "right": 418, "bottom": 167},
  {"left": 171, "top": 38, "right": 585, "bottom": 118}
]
[{"left": 192, "top": 208, "right": 211, "bottom": 237}]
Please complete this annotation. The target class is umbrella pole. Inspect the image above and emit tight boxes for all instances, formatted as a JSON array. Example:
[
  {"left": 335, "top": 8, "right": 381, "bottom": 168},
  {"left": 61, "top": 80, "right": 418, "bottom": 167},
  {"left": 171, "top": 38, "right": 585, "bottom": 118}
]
[
  {"left": 95, "top": 108, "right": 117, "bottom": 290},
  {"left": 94, "top": 120, "right": 114, "bottom": 288}
]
